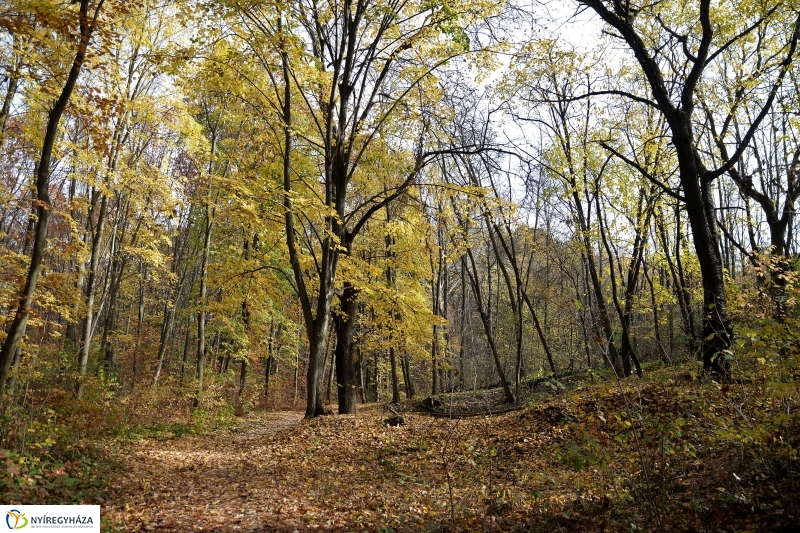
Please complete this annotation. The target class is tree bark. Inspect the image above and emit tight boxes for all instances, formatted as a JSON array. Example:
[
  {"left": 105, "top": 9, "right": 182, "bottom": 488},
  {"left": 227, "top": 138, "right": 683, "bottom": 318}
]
[
  {"left": 76, "top": 192, "right": 107, "bottom": 396},
  {"left": 194, "top": 204, "right": 214, "bottom": 407},
  {"left": 0, "top": 0, "right": 105, "bottom": 396},
  {"left": 462, "top": 252, "right": 515, "bottom": 403},
  {"left": 180, "top": 316, "right": 192, "bottom": 382},
  {"left": 333, "top": 281, "right": 358, "bottom": 413},
  {"left": 153, "top": 231, "right": 186, "bottom": 386},
  {"left": 574, "top": 0, "right": 798, "bottom": 379},
  {"left": 132, "top": 259, "right": 146, "bottom": 387},
  {"left": 264, "top": 320, "right": 278, "bottom": 398}
]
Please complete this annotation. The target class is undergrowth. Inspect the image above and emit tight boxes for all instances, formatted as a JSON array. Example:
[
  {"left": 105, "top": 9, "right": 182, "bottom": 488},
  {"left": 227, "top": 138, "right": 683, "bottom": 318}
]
[{"left": 0, "top": 367, "right": 249, "bottom": 507}]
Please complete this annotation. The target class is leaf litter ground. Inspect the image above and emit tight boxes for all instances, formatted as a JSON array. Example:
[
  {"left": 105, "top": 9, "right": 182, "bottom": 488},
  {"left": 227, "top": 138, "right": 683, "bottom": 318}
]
[{"left": 106, "top": 368, "right": 800, "bottom": 532}]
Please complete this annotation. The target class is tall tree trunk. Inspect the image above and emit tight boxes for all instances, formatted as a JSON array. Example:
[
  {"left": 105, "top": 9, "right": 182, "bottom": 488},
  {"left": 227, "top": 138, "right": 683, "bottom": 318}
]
[
  {"left": 0, "top": 34, "right": 24, "bottom": 148},
  {"left": 595, "top": 185, "right": 648, "bottom": 377},
  {"left": 193, "top": 107, "right": 219, "bottom": 407},
  {"left": 333, "top": 281, "right": 358, "bottom": 413},
  {"left": 264, "top": 320, "right": 277, "bottom": 398},
  {"left": 644, "top": 265, "right": 668, "bottom": 361},
  {"left": 239, "top": 358, "right": 247, "bottom": 398},
  {"left": 76, "top": 192, "right": 107, "bottom": 396},
  {"left": 573, "top": 189, "right": 620, "bottom": 373},
  {"left": 0, "top": 0, "right": 105, "bottom": 395},
  {"left": 180, "top": 316, "right": 192, "bottom": 382},
  {"left": 521, "top": 253, "right": 556, "bottom": 374},
  {"left": 237, "top": 239, "right": 253, "bottom": 398},
  {"left": 459, "top": 260, "right": 467, "bottom": 389},
  {"left": 194, "top": 206, "right": 213, "bottom": 407},
  {"left": 463, "top": 252, "right": 515, "bottom": 403},
  {"left": 66, "top": 174, "right": 84, "bottom": 357},
  {"left": 389, "top": 345, "right": 400, "bottom": 403},
  {"left": 384, "top": 223, "right": 401, "bottom": 404},
  {"left": 657, "top": 206, "right": 695, "bottom": 345},
  {"left": 102, "top": 198, "right": 144, "bottom": 375},
  {"left": 132, "top": 259, "right": 146, "bottom": 387},
  {"left": 429, "top": 234, "right": 442, "bottom": 396},
  {"left": 356, "top": 342, "right": 366, "bottom": 402},
  {"left": 484, "top": 219, "right": 524, "bottom": 394},
  {"left": 401, "top": 353, "right": 414, "bottom": 398},
  {"left": 275, "top": 21, "right": 327, "bottom": 418},
  {"left": 373, "top": 330, "right": 379, "bottom": 402},
  {"left": 576, "top": 0, "right": 771, "bottom": 379},
  {"left": 430, "top": 321, "right": 439, "bottom": 395},
  {"left": 78, "top": 104, "right": 128, "bottom": 394},
  {"left": 324, "top": 328, "right": 335, "bottom": 402},
  {"left": 293, "top": 345, "right": 299, "bottom": 404},
  {"left": 152, "top": 237, "right": 183, "bottom": 386},
  {"left": 152, "top": 301, "right": 175, "bottom": 386}
]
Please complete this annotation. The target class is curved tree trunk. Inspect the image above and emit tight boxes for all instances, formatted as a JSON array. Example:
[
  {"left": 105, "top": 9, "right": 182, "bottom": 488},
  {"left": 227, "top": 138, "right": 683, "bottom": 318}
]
[
  {"left": 76, "top": 193, "right": 107, "bottom": 397},
  {"left": 0, "top": 0, "right": 105, "bottom": 396},
  {"left": 463, "top": 251, "right": 515, "bottom": 403},
  {"left": 575, "top": 0, "right": 800, "bottom": 380}
]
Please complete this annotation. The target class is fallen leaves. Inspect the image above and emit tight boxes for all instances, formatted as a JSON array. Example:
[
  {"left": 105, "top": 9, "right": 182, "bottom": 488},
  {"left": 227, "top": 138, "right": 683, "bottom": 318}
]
[{"left": 100, "top": 368, "right": 799, "bottom": 532}]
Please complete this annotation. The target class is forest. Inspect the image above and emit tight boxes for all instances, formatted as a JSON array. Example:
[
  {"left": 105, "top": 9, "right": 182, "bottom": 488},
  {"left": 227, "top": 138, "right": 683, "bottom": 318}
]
[{"left": 1, "top": 0, "right": 799, "bottom": 531}]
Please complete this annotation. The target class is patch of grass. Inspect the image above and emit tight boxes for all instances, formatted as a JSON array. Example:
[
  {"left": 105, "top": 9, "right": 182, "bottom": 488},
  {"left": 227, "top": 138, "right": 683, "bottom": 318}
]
[
  {"left": 0, "top": 442, "right": 121, "bottom": 505},
  {"left": 137, "top": 420, "right": 193, "bottom": 441}
]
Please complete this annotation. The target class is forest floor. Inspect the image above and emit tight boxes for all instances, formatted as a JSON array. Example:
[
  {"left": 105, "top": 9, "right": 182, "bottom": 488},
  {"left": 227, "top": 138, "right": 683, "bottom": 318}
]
[{"left": 99, "top": 364, "right": 800, "bottom": 532}]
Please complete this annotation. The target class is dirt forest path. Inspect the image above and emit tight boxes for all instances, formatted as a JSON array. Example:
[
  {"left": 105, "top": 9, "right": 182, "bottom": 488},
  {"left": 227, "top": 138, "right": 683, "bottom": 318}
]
[
  {"left": 105, "top": 399, "right": 620, "bottom": 532},
  {"left": 106, "top": 411, "right": 306, "bottom": 532},
  {"left": 104, "top": 404, "right": 496, "bottom": 532}
]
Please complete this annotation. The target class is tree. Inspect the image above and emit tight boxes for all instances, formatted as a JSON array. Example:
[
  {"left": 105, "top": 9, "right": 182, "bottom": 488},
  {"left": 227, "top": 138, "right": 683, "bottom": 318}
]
[
  {"left": 0, "top": 0, "right": 109, "bottom": 395},
  {"left": 216, "top": 0, "right": 497, "bottom": 416},
  {"left": 569, "top": 0, "right": 800, "bottom": 378}
]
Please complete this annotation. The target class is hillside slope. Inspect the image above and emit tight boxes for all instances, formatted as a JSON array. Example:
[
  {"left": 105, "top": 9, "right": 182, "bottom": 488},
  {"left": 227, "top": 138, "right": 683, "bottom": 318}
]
[{"left": 106, "top": 365, "right": 799, "bottom": 532}]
